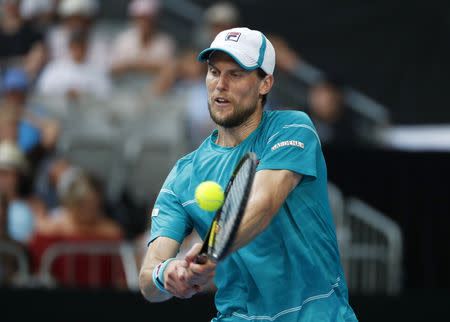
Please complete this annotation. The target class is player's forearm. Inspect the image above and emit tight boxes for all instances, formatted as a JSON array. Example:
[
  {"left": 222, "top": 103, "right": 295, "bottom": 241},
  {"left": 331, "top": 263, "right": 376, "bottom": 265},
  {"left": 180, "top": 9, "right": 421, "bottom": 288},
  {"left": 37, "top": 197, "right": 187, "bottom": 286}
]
[
  {"left": 139, "top": 237, "right": 180, "bottom": 302},
  {"left": 230, "top": 198, "right": 275, "bottom": 253},
  {"left": 139, "top": 266, "right": 173, "bottom": 303},
  {"left": 230, "top": 169, "right": 302, "bottom": 254}
]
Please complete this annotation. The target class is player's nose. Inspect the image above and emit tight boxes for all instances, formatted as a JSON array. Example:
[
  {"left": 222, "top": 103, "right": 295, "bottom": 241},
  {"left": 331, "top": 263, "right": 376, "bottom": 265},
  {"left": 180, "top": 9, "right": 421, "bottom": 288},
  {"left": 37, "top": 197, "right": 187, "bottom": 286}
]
[{"left": 216, "top": 74, "right": 228, "bottom": 91}]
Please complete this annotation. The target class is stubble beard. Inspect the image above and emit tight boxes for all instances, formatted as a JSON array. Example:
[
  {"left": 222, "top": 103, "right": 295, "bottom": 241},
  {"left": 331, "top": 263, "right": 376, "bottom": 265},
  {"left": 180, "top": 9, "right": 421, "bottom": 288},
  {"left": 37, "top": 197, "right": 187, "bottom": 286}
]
[{"left": 208, "top": 99, "right": 259, "bottom": 128}]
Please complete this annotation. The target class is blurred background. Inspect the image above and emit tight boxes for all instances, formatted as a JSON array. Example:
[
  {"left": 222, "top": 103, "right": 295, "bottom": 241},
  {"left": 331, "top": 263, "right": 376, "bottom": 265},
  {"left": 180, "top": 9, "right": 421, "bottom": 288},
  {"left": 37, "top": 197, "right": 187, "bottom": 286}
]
[{"left": 1, "top": 0, "right": 449, "bottom": 321}]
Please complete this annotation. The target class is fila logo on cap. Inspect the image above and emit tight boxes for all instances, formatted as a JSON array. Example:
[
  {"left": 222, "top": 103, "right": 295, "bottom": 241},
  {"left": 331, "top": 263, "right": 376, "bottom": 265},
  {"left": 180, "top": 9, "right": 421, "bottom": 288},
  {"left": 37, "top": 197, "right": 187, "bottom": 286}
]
[{"left": 225, "top": 31, "right": 241, "bottom": 42}]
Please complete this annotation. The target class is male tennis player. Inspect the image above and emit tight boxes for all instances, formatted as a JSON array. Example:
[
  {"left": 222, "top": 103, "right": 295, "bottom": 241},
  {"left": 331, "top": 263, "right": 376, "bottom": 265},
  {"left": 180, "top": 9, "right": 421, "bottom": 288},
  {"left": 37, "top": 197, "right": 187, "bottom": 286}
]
[{"left": 139, "top": 27, "right": 358, "bottom": 321}]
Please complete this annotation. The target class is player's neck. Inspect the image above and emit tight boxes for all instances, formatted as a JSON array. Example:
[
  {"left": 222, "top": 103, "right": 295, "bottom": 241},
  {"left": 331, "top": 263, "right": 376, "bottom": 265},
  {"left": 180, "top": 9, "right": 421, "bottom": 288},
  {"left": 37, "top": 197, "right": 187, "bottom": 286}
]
[{"left": 215, "top": 109, "right": 263, "bottom": 147}]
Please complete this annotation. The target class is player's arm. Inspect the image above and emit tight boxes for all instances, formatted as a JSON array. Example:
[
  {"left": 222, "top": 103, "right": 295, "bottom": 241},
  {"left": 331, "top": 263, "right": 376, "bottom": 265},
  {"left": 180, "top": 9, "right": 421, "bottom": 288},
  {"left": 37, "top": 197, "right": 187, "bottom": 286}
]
[
  {"left": 230, "top": 168, "right": 302, "bottom": 253},
  {"left": 139, "top": 236, "right": 206, "bottom": 302}
]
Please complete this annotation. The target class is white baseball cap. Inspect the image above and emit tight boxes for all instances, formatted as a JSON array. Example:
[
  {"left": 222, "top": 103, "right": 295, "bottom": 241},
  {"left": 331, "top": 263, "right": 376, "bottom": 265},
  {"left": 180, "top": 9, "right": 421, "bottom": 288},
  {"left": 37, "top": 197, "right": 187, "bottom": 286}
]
[{"left": 198, "top": 27, "right": 276, "bottom": 75}]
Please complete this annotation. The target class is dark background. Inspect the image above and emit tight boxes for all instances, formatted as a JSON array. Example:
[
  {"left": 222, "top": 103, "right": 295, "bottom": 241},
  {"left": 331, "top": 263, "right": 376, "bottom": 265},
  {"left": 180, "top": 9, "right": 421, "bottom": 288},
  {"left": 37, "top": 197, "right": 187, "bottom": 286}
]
[
  {"left": 206, "top": 0, "right": 450, "bottom": 124},
  {"left": 324, "top": 146, "right": 450, "bottom": 291}
]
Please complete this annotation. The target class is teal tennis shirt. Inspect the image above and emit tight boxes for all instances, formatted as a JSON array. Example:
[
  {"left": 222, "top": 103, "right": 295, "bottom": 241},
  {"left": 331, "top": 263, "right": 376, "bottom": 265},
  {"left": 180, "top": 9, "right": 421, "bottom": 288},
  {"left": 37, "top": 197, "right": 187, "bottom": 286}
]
[{"left": 149, "top": 110, "right": 358, "bottom": 321}]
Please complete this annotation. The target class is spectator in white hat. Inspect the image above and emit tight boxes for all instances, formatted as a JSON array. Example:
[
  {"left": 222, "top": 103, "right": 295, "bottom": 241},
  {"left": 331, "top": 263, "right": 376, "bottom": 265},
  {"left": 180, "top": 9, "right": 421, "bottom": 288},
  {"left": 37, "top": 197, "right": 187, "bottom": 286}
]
[
  {"left": 20, "top": 0, "right": 55, "bottom": 31},
  {"left": 46, "top": 0, "right": 110, "bottom": 71},
  {"left": 37, "top": 29, "right": 112, "bottom": 99},
  {"left": 193, "top": 1, "right": 240, "bottom": 50},
  {"left": 109, "top": 0, "right": 175, "bottom": 82}
]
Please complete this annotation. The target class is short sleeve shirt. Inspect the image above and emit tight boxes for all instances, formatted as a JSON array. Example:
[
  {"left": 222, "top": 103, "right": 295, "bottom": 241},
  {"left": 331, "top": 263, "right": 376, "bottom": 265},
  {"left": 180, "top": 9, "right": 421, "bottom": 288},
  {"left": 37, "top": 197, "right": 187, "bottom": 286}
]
[{"left": 149, "top": 110, "right": 357, "bottom": 321}]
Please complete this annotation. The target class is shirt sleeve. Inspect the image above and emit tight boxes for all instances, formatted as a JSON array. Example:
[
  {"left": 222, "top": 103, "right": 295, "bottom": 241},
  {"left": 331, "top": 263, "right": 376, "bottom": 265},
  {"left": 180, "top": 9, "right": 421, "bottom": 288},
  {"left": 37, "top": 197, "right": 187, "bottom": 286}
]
[
  {"left": 257, "top": 114, "right": 322, "bottom": 180},
  {"left": 148, "top": 188, "right": 193, "bottom": 245}
]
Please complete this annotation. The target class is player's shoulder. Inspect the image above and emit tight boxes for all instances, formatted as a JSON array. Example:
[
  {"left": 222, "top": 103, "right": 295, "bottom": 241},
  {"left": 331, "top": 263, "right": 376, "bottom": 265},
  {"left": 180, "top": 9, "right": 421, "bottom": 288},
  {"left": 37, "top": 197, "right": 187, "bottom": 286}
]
[
  {"left": 262, "top": 109, "right": 315, "bottom": 135},
  {"left": 264, "top": 109, "right": 314, "bottom": 126},
  {"left": 165, "top": 151, "right": 195, "bottom": 184}
]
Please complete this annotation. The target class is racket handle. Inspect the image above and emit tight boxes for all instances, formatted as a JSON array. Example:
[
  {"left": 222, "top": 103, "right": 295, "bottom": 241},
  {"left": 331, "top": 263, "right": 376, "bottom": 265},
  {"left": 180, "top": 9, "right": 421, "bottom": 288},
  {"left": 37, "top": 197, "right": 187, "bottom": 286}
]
[{"left": 195, "top": 253, "right": 208, "bottom": 264}]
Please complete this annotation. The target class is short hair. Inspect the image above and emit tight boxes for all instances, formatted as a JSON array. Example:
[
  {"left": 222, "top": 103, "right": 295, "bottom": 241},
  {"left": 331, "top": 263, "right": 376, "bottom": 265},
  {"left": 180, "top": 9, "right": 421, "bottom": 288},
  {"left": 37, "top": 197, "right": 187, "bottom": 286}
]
[{"left": 256, "top": 68, "right": 268, "bottom": 107}]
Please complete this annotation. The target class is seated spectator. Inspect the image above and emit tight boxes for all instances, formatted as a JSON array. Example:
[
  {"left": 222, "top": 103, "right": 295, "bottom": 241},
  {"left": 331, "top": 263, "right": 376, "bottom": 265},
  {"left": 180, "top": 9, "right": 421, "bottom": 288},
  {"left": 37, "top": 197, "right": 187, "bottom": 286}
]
[
  {"left": 20, "top": 0, "right": 56, "bottom": 33},
  {"left": 109, "top": 0, "right": 175, "bottom": 80},
  {"left": 37, "top": 29, "right": 112, "bottom": 99},
  {"left": 0, "top": 105, "right": 19, "bottom": 144},
  {"left": 36, "top": 172, "right": 123, "bottom": 238},
  {"left": 1, "top": 67, "right": 60, "bottom": 175},
  {"left": 0, "top": 141, "right": 34, "bottom": 244},
  {"left": 33, "top": 156, "right": 81, "bottom": 213},
  {"left": 28, "top": 171, "right": 125, "bottom": 288},
  {"left": 306, "top": 82, "right": 361, "bottom": 146},
  {"left": 1, "top": 68, "right": 41, "bottom": 153},
  {"left": 46, "top": 0, "right": 108, "bottom": 70},
  {"left": 0, "top": 0, "right": 47, "bottom": 79},
  {"left": 194, "top": 1, "right": 240, "bottom": 49}
]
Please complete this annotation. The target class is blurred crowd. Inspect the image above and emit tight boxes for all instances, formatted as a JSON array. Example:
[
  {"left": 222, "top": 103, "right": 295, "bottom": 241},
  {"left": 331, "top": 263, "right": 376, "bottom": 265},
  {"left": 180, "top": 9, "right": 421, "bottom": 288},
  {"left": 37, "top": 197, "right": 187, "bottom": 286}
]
[{"left": 0, "top": 0, "right": 371, "bottom": 289}]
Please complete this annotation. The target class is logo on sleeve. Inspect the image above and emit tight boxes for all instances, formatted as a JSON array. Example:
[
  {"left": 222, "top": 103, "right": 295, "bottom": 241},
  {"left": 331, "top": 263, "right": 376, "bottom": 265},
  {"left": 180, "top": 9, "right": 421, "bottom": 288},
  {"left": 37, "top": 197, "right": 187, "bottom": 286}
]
[
  {"left": 225, "top": 32, "right": 241, "bottom": 42},
  {"left": 151, "top": 208, "right": 159, "bottom": 217},
  {"left": 271, "top": 140, "right": 304, "bottom": 151}
]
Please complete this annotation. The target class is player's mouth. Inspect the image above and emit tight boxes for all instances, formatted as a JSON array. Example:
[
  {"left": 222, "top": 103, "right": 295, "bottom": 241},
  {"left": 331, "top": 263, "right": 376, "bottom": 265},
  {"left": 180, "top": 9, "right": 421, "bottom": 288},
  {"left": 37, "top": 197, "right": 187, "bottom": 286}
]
[{"left": 214, "top": 97, "right": 231, "bottom": 107}]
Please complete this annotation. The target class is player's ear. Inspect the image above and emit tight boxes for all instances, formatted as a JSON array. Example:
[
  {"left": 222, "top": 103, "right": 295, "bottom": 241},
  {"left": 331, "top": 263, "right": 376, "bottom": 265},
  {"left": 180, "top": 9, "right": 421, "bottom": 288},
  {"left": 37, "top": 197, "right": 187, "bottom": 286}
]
[{"left": 259, "top": 74, "right": 274, "bottom": 96}]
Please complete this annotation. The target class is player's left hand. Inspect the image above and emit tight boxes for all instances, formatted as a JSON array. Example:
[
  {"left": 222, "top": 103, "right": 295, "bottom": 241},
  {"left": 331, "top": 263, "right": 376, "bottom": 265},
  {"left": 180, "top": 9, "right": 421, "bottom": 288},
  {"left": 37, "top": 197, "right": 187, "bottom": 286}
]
[{"left": 183, "top": 243, "right": 217, "bottom": 287}]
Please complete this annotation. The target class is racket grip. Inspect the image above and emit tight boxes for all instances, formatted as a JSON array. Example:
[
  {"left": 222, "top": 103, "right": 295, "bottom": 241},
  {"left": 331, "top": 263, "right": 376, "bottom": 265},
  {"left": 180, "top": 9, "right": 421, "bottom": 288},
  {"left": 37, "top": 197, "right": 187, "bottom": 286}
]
[{"left": 195, "top": 253, "right": 208, "bottom": 264}]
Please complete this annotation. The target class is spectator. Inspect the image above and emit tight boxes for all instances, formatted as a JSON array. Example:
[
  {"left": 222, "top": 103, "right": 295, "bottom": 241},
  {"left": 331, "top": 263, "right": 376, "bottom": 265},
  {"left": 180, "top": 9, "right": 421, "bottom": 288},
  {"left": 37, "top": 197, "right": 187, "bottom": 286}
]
[
  {"left": 36, "top": 172, "right": 123, "bottom": 238},
  {"left": 37, "top": 29, "right": 112, "bottom": 99},
  {"left": 0, "top": 105, "right": 19, "bottom": 144},
  {"left": 1, "top": 67, "right": 60, "bottom": 172},
  {"left": 0, "top": 0, "right": 47, "bottom": 79},
  {"left": 109, "top": 0, "right": 175, "bottom": 79},
  {"left": 0, "top": 141, "right": 34, "bottom": 244},
  {"left": 32, "top": 156, "right": 81, "bottom": 212},
  {"left": 194, "top": 1, "right": 240, "bottom": 49},
  {"left": 306, "top": 81, "right": 361, "bottom": 146},
  {"left": 29, "top": 171, "right": 126, "bottom": 288},
  {"left": 20, "top": 0, "right": 56, "bottom": 33},
  {"left": 46, "top": 0, "right": 109, "bottom": 70}
]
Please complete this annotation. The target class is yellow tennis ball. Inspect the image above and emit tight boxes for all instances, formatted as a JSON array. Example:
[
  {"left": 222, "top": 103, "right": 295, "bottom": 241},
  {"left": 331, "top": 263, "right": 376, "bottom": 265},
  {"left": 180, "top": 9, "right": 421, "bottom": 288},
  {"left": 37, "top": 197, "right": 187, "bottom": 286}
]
[{"left": 195, "top": 181, "right": 224, "bottom": 212}]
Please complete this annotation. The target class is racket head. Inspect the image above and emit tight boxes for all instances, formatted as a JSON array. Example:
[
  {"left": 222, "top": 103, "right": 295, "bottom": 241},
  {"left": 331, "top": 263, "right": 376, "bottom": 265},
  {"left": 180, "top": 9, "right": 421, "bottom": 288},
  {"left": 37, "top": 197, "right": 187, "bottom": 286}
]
[{"left": 197, "top": 152, "right": 258, "bottom": 263}]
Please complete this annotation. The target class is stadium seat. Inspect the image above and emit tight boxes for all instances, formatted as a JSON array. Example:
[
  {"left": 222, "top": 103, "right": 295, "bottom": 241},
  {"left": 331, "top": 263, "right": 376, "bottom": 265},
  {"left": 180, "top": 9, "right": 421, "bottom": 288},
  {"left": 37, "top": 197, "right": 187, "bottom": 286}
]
[{"left": 29, "top": 234, "right": 139, "bottom": 290}]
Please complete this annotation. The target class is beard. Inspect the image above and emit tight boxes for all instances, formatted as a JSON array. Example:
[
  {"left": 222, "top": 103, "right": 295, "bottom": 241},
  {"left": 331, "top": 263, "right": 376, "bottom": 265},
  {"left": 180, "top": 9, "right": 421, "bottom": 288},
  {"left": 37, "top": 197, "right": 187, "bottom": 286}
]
[{"left": 208, "top": 99, "right": 259, "bottom": 128}]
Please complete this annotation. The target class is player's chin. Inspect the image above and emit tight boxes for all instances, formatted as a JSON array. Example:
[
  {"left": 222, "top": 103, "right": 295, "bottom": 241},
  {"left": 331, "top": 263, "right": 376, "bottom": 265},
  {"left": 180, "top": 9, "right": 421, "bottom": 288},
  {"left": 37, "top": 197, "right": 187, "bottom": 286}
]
[{"left": 210, "top": 108, "right": 233, "bottom": 123}]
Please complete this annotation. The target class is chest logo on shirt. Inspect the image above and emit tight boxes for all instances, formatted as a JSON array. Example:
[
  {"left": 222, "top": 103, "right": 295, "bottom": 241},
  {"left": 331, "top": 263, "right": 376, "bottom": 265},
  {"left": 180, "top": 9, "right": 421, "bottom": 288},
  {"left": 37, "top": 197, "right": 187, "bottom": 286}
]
[{"left": 271, "top": 140, "right": 304, "bottom": 151}]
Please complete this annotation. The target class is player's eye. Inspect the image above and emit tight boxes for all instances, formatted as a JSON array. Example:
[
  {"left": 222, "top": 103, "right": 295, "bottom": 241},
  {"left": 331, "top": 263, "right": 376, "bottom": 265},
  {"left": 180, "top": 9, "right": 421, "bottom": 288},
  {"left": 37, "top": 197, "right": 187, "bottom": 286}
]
[{"left": 209, "top": 67, "right": 219, "bottom": 75}]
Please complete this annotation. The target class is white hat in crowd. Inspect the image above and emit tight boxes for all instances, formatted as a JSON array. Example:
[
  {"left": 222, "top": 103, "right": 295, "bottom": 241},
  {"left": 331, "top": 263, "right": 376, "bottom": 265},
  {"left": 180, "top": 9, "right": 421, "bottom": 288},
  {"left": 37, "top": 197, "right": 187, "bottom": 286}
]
[
  {"left": 0, "top": 141, "right": 28, "bottom": 174},
  {"left": 20, "top": 0, "right": 53, "bottom": 19},
  {"left": 128, "top": 0, "right": 160, "bottom": 17},
  {"left": 198, "top": 27, "right": 276, "bottom": 75},
  {"left": 204, "top": 2, "right": 239, "bottom": 26},
  {"left": 59, "top": 0, "right": 98, "bottom": 17}
]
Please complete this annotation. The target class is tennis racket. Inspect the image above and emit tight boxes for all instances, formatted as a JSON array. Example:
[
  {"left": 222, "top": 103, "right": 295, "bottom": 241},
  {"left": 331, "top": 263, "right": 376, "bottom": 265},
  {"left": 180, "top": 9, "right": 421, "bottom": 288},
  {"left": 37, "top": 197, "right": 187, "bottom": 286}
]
[{"left": 196, "top": 152, "right": 258, "bottom": 264}]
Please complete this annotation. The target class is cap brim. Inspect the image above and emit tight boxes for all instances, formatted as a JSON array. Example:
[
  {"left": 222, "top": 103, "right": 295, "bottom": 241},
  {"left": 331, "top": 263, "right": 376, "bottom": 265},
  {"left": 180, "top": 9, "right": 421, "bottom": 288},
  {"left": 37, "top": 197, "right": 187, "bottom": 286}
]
[{"left": 198, "top": 48, "right": 258, "bottom": 71}]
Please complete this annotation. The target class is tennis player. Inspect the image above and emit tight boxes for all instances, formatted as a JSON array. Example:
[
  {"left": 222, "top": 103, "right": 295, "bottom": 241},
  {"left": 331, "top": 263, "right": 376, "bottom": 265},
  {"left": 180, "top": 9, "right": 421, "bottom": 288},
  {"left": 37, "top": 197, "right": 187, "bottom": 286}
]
[{"left": 139, "top": 27, "right": 358, "bottom": 321}]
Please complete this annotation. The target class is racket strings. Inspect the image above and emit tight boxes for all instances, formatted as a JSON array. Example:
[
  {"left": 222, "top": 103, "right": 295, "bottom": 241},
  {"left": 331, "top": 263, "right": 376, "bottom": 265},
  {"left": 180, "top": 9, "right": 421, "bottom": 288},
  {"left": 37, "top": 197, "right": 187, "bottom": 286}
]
[{"left": 213, "top": 159, "right": 252, "bottom": 255}]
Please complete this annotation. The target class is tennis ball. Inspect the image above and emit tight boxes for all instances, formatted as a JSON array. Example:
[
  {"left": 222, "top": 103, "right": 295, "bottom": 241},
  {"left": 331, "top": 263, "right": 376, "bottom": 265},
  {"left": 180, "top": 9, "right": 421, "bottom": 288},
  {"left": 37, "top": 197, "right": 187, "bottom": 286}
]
[{"left": 195, "top": 181, "right": 224, "bottom": 212}]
